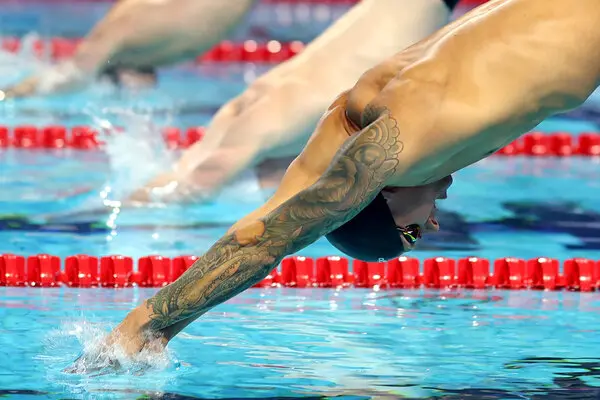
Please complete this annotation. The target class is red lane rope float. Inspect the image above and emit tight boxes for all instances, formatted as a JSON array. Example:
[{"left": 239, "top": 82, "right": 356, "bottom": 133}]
[
  {"left": 2, "top": 126, "right": 600, "bottom": 156},
  {"left": 495, "top": 132, "right": 600, "bottom": 157},
  {"left": 0, "top": 125, "right": 206, "bottom": 150},
  {"left": 1, "top": 38, "right": 306, "bottom": 64},
  {"left": 1, "top": 254, "right": 600, "bottom": 291}
]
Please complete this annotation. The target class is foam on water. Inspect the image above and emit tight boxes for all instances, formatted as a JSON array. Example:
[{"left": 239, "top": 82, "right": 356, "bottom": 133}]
[
  {"left": 37, "top": 319, "right": 181, "bottom": 399},
  {"left": 31, "top": 108, "right": 179, "bottom": 226},
  {"left": 42, "top": 104, "right": 269, "bottom": 228}
]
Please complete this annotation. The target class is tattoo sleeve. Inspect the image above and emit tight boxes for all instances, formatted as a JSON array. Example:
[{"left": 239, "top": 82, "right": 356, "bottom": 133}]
[{"left": 143, "top": 108, "right": 404, "bottom": 334}]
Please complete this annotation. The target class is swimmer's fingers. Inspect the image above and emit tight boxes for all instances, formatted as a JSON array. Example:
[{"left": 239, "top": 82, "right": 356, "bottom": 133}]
[
  {"left": 63, "top": 331, "right": 162, "bottom": 375},
  {"left": 128, "top": 184, "right": 208, "bottom": 205},
  {"left": 8, "top": 62, "right": 91, "bottom": 98},
  {"left": 127, "top": 187, "right": 176, "bottom": 204},
  {"left": 1, "top": 76, "right": 40, "bottom": 99},
  {"left": 62, "top": 349, "right": 122, "bottom": 375}
]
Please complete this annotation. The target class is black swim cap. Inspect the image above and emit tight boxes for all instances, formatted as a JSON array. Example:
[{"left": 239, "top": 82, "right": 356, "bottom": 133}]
[
  {"left": 326, "top": 193, "right": 406, "bottom": 262},
  {"left": 442, "top": 0, "right": 460, "bottom": 11}
]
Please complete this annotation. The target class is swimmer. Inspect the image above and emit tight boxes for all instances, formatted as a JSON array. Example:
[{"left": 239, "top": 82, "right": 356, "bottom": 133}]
[
  {"left": 128, "top": 0, "right": 459, "bottom": 202},
  {"left": 69, "top": 0, "right": 600, "bottom": 364},
  {"left": 1, "top": 0, "right": 256, "bottom": 97}
]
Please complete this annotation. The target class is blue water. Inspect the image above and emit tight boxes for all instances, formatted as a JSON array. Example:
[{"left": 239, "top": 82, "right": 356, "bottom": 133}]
[
  {"left": 2, "top": 287, "right": 600, "bottom": 399},
  {"left": 2, "top": 1, "right": 600, "bottom": 399}
]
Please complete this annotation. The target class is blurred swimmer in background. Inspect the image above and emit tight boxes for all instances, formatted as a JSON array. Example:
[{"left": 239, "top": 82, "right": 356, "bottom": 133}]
[
  {"left": 129, "top": 0, "right": 461, "bottom": 203},
  {"left": 1, "top": 0, "right": 461, "bottom": 205},
  {"left": 0, "top": 0, "right": 257, "bottom": 96},
  {"left": 4, "top": 0, "right": 461, "bottom": 219}
]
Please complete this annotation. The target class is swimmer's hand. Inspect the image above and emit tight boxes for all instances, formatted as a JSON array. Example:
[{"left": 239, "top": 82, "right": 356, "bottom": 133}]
[
  {"left": 63, "top": 308, "right": 166, "bottom": 375},
  {"left": 127, "top": 173, "right": 179, "bottom": 204},
  {"left": 63, "top": 350, "right": 123, "bottom": 375},
  {"left": 128, "top": 172, "right": 205, "bottom": 204},
  {"left": 63, "top": 349, "right": 155, "bottom": 376},
  {"left": 1, "top": 76, "right": 39, "bottom": 99},
  {"left": 2, "top": 61, "right": 90, "bottom": 99}
]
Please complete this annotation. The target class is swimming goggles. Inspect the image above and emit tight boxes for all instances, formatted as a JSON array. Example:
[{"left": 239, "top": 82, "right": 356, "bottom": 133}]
[{"left": 397, "top": 224, "right": 422, "bottom": 245}]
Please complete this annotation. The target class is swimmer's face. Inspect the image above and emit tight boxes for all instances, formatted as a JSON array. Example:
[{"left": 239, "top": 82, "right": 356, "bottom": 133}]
[{"left": 381, "top": 175, "right": 453, "bottom": 251}]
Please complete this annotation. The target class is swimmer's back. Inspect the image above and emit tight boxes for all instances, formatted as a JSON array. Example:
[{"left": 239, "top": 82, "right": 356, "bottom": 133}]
[
  {"left": 437, "top": 0, "right": 600, "bottom": 123},
  {"left": 361, "top": 0, "right": 600, "bottom": 183}
]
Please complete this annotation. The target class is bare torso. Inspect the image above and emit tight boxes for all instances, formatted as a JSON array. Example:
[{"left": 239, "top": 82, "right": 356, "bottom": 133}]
[
  {"left": 382, "top": 0, "right": 600, "bottom": 184},
  {"left": 307, "top": 0, "right": 600, "bottom": 180},
  {"left": 230, "top": 0, "right": 600, "bottom": 231}
]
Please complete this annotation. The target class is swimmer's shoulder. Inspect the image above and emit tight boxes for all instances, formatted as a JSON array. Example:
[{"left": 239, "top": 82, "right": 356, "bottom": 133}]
[{"left": 278, "top": 91, "right": 363, "bottom": 191}]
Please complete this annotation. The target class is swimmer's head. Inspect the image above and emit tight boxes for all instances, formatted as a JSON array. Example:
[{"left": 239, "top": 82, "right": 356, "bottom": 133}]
[
  {"left": 101, "top": 66, "right": 157, "bottom": 88},
  {"left": 325, "top": 176, "right": 452, "bottom": 261}
]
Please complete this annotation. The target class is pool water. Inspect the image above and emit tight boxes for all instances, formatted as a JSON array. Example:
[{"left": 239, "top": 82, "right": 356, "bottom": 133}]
[
  {"left": 3, "top": 287, "right": 600, "bottom": 399},
  {"left": 2, "top": 2, "right": 600, "bottom": 399}
]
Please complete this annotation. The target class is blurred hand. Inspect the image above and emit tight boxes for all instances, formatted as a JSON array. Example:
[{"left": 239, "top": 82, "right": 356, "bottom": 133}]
[
  {"left": 127, "top": 171, "right": 195, "bottom": 204},
  {"left": 131, "top": 69, "right": 326, "bottom": 204},
  {"left": 2, "top": 76, "right": 39, "bottom": 99}
]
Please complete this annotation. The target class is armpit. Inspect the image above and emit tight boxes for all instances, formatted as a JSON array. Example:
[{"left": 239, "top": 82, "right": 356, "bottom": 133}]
[{"left": 325, "top": 90, "right": 362, "bottom": 135}]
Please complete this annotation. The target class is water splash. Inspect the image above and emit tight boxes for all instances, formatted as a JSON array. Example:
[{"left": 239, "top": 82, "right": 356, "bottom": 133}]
[
  {"left": 41, "top": 107, "right": 179, "bottom": 224},
  {"left": 86, "top": 107, "right": 176, "bottom": 202},
  {"left": 36, "top": 320, "right": 181, "bottom": 399},
  {"left": 1, "top": 31, "right": 178, "bottom": 205}
]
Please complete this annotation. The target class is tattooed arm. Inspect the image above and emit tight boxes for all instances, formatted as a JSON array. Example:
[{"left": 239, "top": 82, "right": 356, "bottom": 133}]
[
  {"left": 112, "top": 109, "right": 404, "bottom": 350},
  {"left": 137, "top": 109, "right": 403, "bottom": 337}
]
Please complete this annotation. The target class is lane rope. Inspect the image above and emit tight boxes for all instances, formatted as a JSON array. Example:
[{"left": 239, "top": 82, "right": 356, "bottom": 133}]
[
  {"left": 1, "top": 125, "right": 599, "bottom": 156},
  {"left": 0, "top": 254, "right": 598, "bottom": 291}
]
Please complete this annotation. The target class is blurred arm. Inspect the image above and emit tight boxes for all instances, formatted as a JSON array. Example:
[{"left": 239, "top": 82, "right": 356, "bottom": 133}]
[
  {"left": 3, "top": 0, "right": 256, "bottom": 97},
  {"left": 137, "top": 0, "right": 456, "bottom": 202},
  {"left": 133, "top": 79, "right": 323, "bottom": 203}
]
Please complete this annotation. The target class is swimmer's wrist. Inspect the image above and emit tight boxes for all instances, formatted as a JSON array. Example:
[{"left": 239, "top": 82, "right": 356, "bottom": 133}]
[
  {"left": 108, "top": 304, "right": 168, "bottom": 356},
  {"left": 117, "top": 303, "right": 161, "bottom": 338},
  {"left": 119, "top": 304, "right": 150, "bottom": 331}
]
